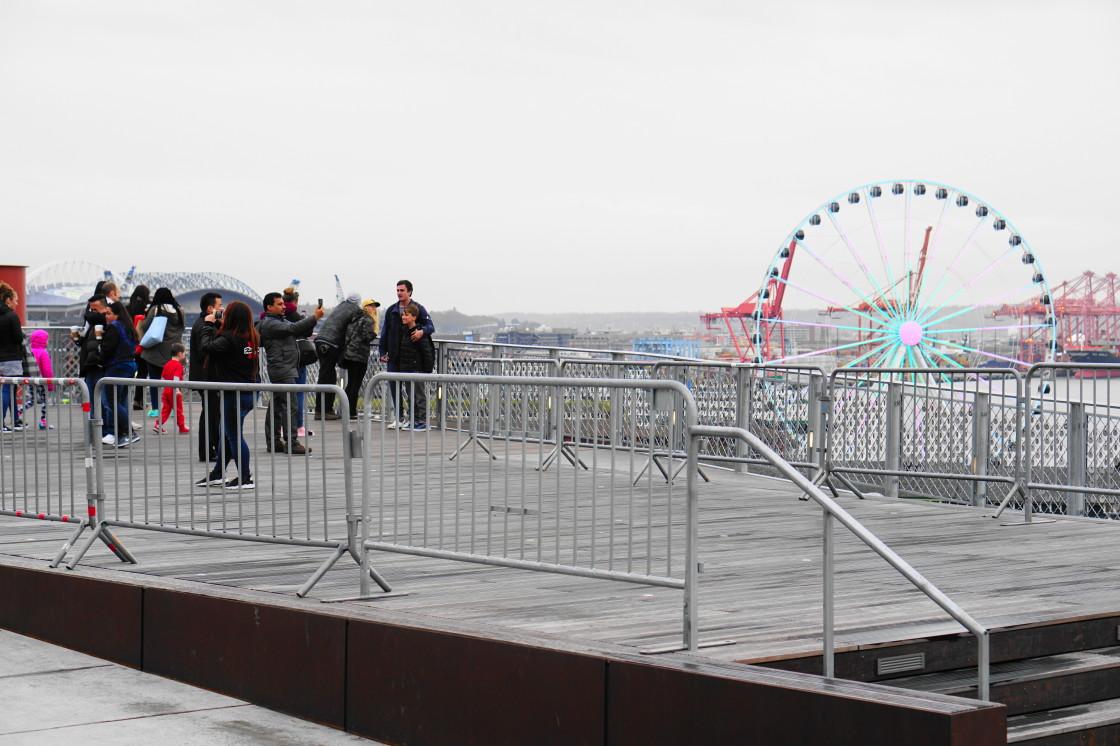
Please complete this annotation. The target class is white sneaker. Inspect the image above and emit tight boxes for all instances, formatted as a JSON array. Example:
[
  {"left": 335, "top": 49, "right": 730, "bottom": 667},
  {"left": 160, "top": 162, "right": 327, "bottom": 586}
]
[
  {"left": 386, "top": 420, "right": 399, "bottom": 430},
  {"left": 101, "top": 434, "right": 117, "bottom": 446}
]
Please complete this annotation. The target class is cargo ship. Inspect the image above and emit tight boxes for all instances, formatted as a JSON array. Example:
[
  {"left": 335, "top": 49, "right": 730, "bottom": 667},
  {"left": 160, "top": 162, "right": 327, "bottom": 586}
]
[{"left": 1066, "top": 347, "right": 1120, "bottom": 377}]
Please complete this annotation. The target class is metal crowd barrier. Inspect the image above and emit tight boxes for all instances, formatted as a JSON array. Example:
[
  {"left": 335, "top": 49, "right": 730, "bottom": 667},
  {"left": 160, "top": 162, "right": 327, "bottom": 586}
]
[
  {"left": 0, "top": 376, "right": 126, "bottom": 566},
  {"left": 826, "top": 368, "right": 1023, "bottom": 508},
  {"left": 692, "top": 423, "right": 990, "bottom": 701},
  {"left": 358, "top": 372, "right": 702, "bottom": 650},
  {"left": 64, "top": 378, "right": 387, "bottom": 597},
  {"left": 1017, "top": 363, "right": 1120, "bottom": 520}
]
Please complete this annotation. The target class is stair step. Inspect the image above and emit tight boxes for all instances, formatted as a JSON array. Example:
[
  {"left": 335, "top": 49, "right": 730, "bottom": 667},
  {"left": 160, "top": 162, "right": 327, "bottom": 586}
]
[
  {"left": 1007, "top": 696, "right": 1120, "bottom": 743},
  {"left": 888, "top": 647, "right": 1120, "bottom": 716}
]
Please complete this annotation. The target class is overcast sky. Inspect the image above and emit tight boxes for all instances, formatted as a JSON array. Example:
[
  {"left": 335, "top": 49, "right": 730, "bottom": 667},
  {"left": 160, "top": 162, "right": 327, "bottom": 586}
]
[{"left": 1, "top": 1, "right": 1117, "bottom": 313}]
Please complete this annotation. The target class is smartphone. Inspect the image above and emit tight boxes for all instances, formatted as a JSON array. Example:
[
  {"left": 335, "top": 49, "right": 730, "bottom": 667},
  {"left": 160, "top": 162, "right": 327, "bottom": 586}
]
[{"left": 317, "top": 298, "right": 323, "bottom": 309}]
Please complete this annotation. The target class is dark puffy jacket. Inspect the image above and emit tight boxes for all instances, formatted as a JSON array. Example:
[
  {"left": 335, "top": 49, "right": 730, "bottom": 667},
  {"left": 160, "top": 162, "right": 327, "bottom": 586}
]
[
  {"left": 378, "top": 300, "right": 434, "bottom": 363},
  {"left": 0, "top": 305, "right": 23, "bottom": 363},
  {"left": 99, "top": 321, "right": 137, "bottom": 370},
  {"left": 139, "top": 304, "right": 186, "bottom": 368},
  {"left": 315, "top": 299, "right": 364, "bottom": 349},
  {"left": 77, "top": 309, "right": 107, "bottom": 376},
  {"left": 396, "top": 327, "right": 435, "bottom": 373},
  {"left": 188, "top": 317, "right": 213, "bottom": 382},
  {"left": 258, "top": 312, "right": 318, "bottom": 382}
]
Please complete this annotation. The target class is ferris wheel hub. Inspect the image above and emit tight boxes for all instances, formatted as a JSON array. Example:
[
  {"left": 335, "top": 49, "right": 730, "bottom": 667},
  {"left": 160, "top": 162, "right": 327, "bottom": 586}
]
[{"left": 898, "top": 320, "right": 923, "bottom": 347}]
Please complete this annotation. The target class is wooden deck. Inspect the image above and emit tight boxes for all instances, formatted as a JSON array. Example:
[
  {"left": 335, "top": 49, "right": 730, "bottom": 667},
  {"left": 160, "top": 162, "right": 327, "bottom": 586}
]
[{"left": 4, "top": 408, "right": 1120, "bottom": 667}]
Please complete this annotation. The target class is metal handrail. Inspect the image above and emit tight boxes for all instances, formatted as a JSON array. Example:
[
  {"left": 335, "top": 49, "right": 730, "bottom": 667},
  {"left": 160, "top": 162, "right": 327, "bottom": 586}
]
[{"left": 692, "top": 423, "right": 991, "bottom": 701}]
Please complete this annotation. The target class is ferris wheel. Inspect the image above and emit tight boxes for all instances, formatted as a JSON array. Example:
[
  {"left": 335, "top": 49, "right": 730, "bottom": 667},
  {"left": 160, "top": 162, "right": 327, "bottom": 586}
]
[{"left": 748, "top": 180, "right": 1056, "bottom": 370}]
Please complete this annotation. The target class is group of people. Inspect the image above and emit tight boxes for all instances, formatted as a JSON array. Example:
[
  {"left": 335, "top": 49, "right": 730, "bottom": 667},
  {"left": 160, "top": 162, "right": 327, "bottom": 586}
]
[
  {"left": 309, "top": 279, "right": 435, "bottom": 429},
  {"left": 70, "top": 280, "right": 190, "bottom": 447},
  {"left": 0, "top": 276, "right": 438, "bottom": 490}
]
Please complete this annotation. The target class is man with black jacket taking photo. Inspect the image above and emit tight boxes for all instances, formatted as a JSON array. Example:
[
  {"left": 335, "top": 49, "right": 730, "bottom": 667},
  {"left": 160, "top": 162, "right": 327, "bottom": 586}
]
[{"left": 259, "top": 291, "right": 323, "bottom": 453}]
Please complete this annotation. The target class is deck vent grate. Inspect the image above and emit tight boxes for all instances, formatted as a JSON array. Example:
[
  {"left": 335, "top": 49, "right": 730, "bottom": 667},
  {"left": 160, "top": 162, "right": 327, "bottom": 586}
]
[{"left": 877, "top": 652, "right": 925, "bottom": 676}]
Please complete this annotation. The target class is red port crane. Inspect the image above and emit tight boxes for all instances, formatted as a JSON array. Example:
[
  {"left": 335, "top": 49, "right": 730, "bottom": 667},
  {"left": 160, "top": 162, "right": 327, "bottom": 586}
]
[
  {"left": 701, "top": 239, "right": 796, "bottom": 362},
  {"left": 995, "top": 271, "right": 1120, "bottom": 362}
]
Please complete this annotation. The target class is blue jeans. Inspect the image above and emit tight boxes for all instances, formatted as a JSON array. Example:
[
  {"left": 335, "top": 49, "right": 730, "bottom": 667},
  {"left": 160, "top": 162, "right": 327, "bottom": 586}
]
[
  {"left": 103, "top": 361, "right": 137, "bottom": 437},
  {"left": 295, "top": 366, "right": 307, "bottom": 429},
  {"left": 210, "top": 391, "right": 253, "bottom": 481},
  {"left": 84, "top": 371, "right": 103, "bottom": 426}
]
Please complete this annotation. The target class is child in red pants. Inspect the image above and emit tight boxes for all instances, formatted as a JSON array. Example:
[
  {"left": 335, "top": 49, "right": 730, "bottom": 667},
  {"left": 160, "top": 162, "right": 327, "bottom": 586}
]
[{"left": 154, "top": 343, "right": 190, "bottom": 434}]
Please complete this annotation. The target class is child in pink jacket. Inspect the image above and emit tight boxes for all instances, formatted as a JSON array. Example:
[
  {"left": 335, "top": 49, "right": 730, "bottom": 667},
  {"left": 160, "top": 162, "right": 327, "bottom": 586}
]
[{"left": 27, "top": 329, "right": 55, "bottom": 429}]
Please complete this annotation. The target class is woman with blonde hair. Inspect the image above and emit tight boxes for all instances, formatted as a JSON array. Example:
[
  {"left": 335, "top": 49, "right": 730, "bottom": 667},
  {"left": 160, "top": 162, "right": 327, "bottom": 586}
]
[{"left": 340, "top": 298, "right": 379, "bottom": 420}]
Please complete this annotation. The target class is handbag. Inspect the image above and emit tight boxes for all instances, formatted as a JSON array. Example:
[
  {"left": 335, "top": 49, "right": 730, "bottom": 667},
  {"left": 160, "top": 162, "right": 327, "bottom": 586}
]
[
  {"left": 297, "top": 338, "right": 318, "bottom": 367},
  {"left": 140, "top": 315, "right": 168, "bottom": 349}
]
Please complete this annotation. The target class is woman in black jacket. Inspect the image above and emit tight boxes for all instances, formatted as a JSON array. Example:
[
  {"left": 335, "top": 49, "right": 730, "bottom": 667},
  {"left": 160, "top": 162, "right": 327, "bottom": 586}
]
[
  {"left": 0, "top": 281, "right": 24, "bottom": 430},
  {"left": 127, "top": 285, "right": 152, "bottom": 411},
  {"left": 139, "top": 287, "right": 186, "bottom": 418},
  {"left": 197, "top": 301, "right": 259, "bottom": 490}
]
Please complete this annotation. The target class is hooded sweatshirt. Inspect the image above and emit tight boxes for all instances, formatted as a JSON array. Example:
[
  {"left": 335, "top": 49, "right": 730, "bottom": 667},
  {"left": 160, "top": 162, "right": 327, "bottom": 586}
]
[{"left": 28, "top": 330, "right": 55, "bottom": 391}]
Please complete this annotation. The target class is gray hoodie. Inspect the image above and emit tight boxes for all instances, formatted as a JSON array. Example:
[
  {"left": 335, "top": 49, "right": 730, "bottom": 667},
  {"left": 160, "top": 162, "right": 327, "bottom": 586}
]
[{"left": 314, "top": 295, "right": 364, "bottom": 349}]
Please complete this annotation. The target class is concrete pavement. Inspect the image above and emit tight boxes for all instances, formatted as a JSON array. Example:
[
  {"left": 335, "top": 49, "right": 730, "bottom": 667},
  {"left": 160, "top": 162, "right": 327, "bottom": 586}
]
[{"left": 0, "top": 630, "right": 382, "bottom": 745}]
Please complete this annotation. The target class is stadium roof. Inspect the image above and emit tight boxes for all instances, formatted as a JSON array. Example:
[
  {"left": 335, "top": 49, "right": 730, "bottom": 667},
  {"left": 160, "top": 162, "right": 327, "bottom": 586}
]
[{"left": 27, "top": 260, "right": 260, "bottom": 307}]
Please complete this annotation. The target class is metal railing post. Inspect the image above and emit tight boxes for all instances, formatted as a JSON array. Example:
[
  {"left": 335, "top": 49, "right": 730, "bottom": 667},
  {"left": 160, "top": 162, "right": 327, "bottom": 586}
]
[
  {"left": 737, "top": 367, "right": 753, "bottom": 474},
  {"left": 807, "top": 373, "right": 824, "bottom": 477},
  {"left": 684, "top": 394, "right": 700, "bottom": 652},
  {"left": 885, "top": 381, "right": 902, "bottom": 497},
  {"left": 488, "top": 358, "right": 501, "bottom": 437},
  {"left": 972, "top": 392, "right": 990, "bottom": 507},
  {"left": 822, "top": 508, "right": 834, "bottom": 677},
  {"left": 435, "top": 341, "right": 447, "bottom": 429},
  {"left": 1067, "top": 402, "right": 1087, "bottom": 517},
  {"left": 1023, "top": 367, "right": 1038, "bottom": 523}
]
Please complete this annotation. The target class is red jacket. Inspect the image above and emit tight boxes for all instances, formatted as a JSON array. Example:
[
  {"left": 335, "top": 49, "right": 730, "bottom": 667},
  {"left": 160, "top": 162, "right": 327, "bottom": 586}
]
[{"left": 161, "top": 358, "right": 185, "bottom": 381}]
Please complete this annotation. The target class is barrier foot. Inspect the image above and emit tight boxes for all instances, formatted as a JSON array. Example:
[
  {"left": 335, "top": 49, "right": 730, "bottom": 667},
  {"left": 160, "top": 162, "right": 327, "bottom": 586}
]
[
  {"left": 65, "top": 522, "right": 137, "bottom": 569},
  {"left": 100, "top": 526, "right": 138, "bottom": 564},
  {"left": 991, "top": 483, "right": 1022, "bottom": 520},
  {"left": 831, "top": 472, "right": 867, "bottom": 500},
  {"left": 537, "top": 444, "right": 559, "bottom": 471},
  {"left": 633, "top": 456, "right": 653, "bottom": 485},
  {"left": 49, "top": 521, "right": 88, "bottom": 568},
  {"left": 448, "top": 434, "right": 497, "bottom": 462},
  {"left": 802, "top": 470, "right": 840, "bottom": 501},
  {"left": 559, "top": 444, "right": 589, "bottom": 470},
  {"left": 66, "top": 522, "right": 105, "bottom": 569},
  {"left": 349, "top": 544, "right": 393, "bottom": 593},
  {"left": 538, "top": 443, "right": 587, "bottom": 472},
  {"left": 297, "top": 544, "right": 348, "bottom": 598},
  {"left": 668, "top": 457, "right": 710, "bottom": 484}
]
